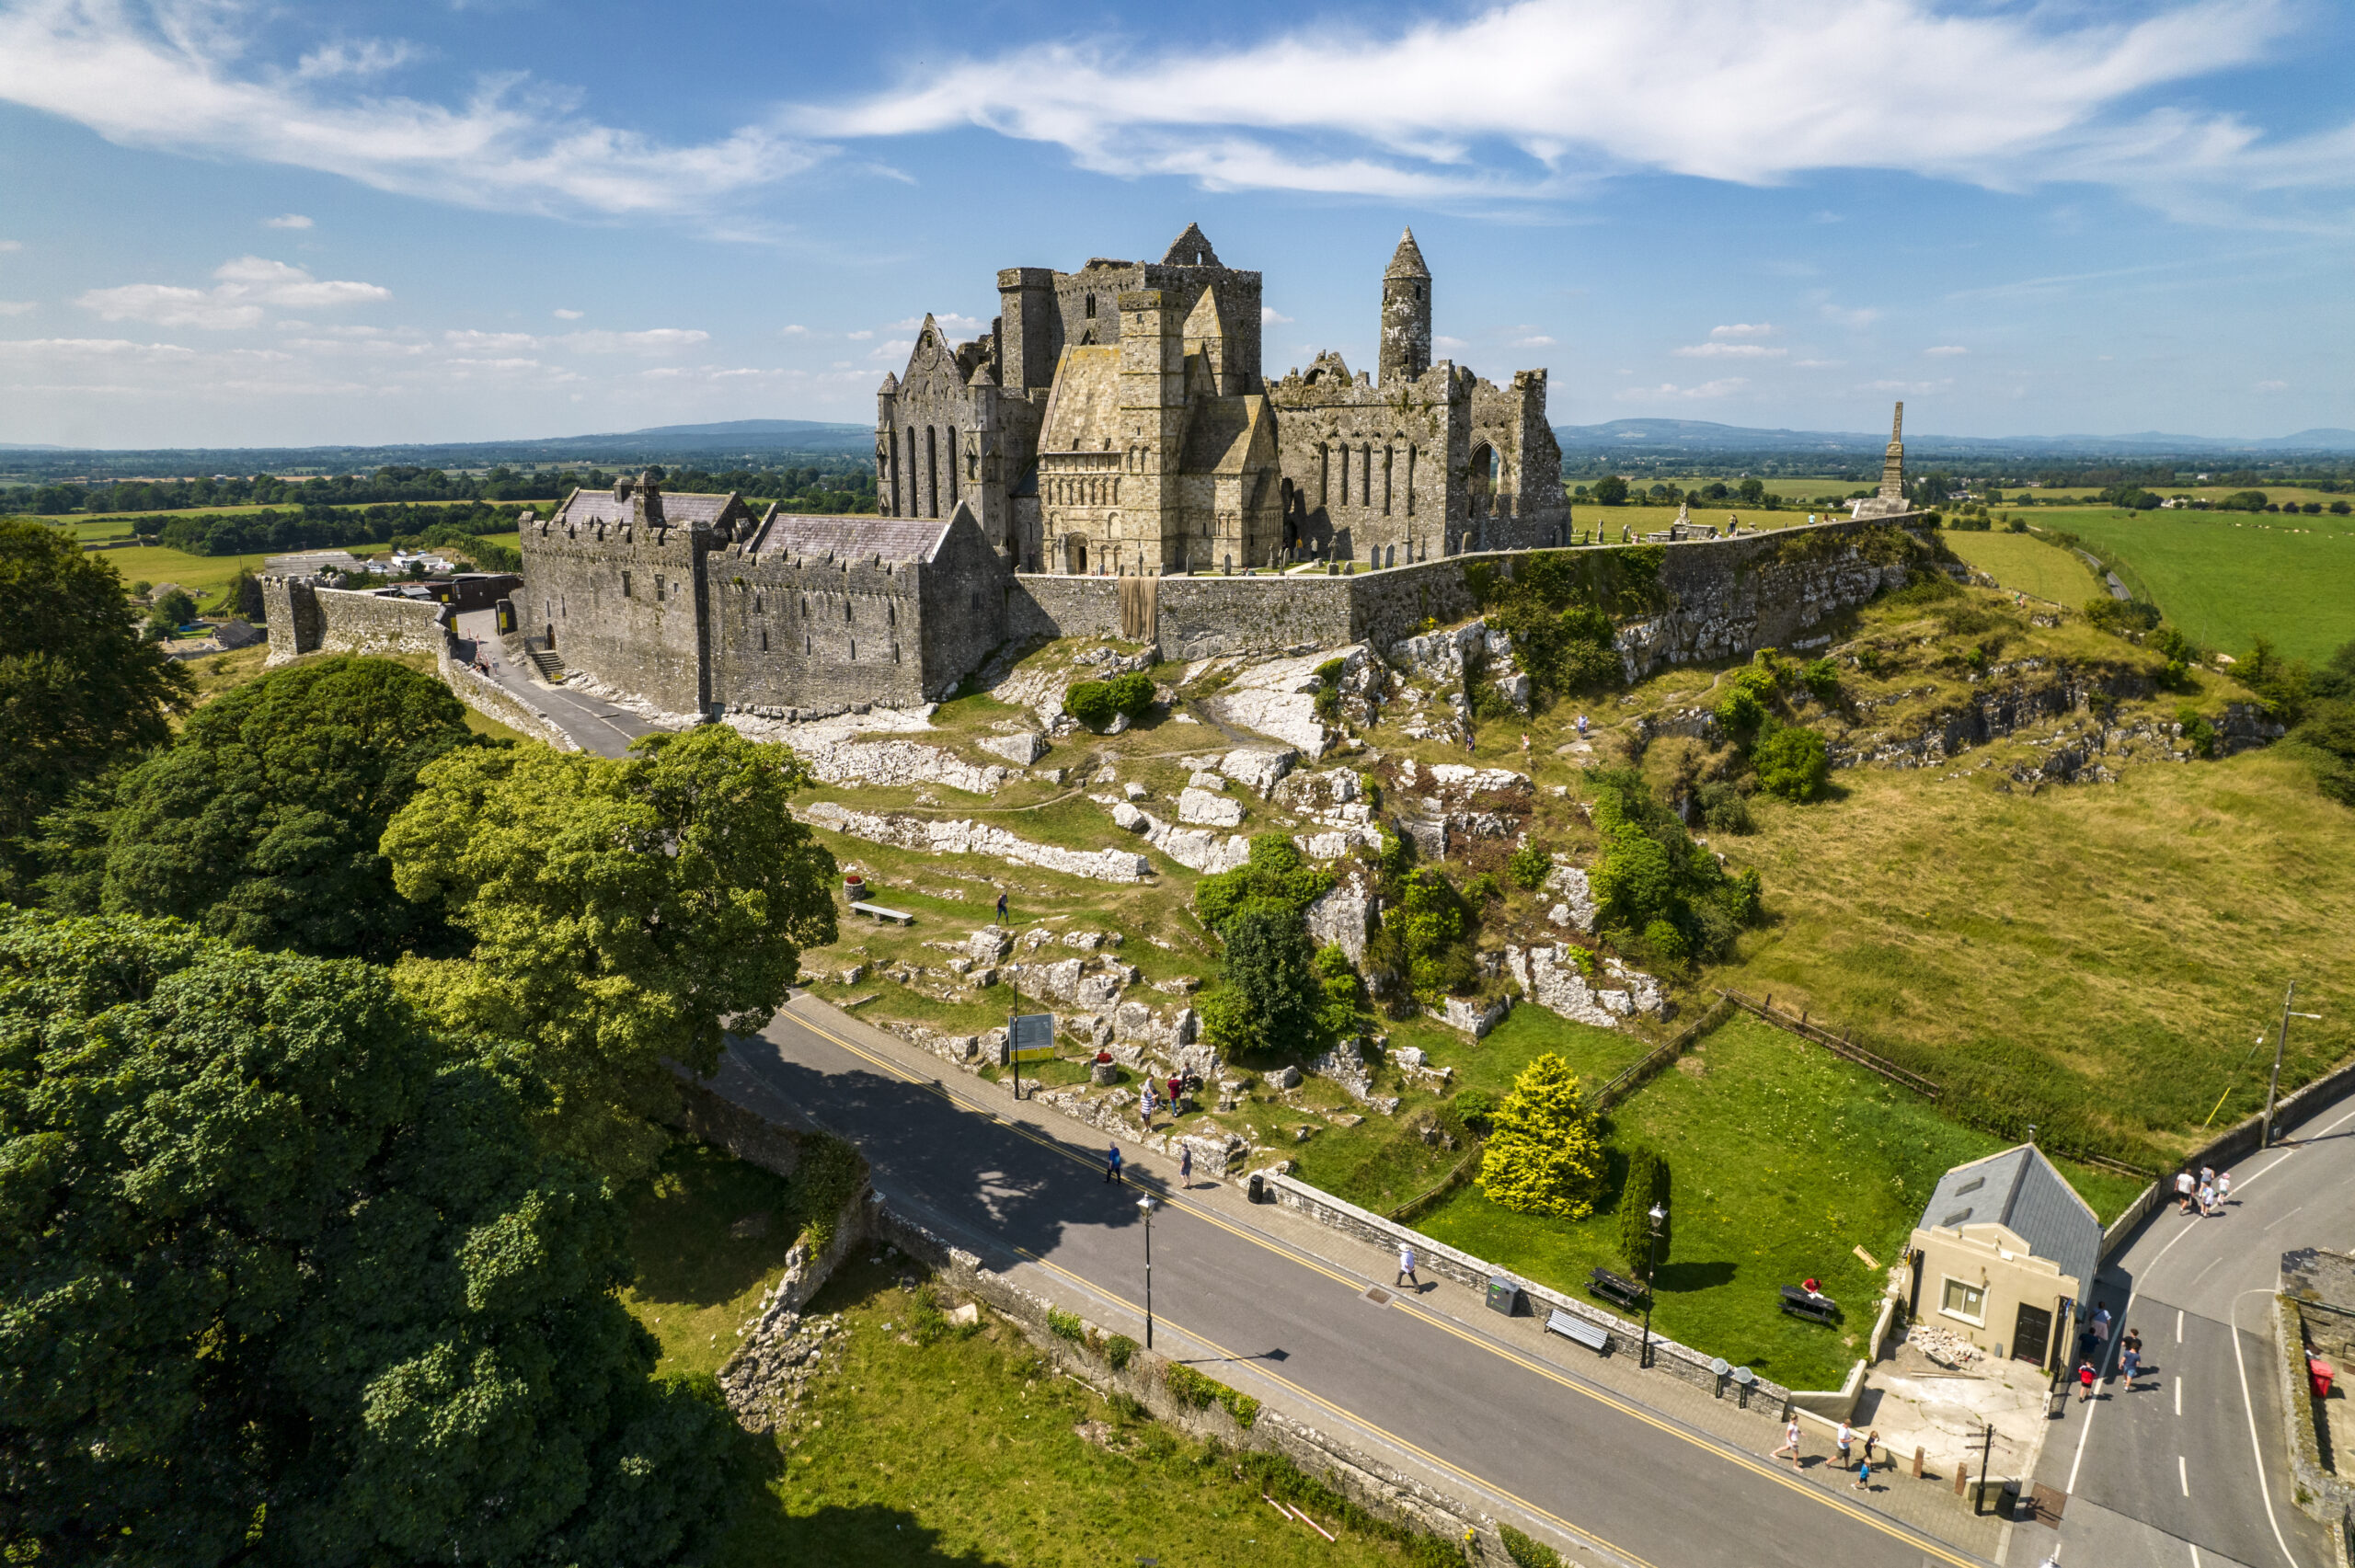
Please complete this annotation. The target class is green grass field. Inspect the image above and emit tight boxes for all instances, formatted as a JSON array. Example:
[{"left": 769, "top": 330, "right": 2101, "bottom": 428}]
[
  {"left": 2026, "top": 508, "right": 2355, "bottom": 663},
  {"left": 1414, "top": 1014, "right": 2144, "bottom": 1390},
  {"left": 621, "top": 1146, "right": 1447, "bottom": 1568},
  {"left": 98, "top": 544, "right": 272, "bottom": 602},
  {"left": 1937, "top": 528, "right": 2106, "bottom": 606}
]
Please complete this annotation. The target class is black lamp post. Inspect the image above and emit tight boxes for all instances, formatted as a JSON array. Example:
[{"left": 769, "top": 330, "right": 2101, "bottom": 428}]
[
  {"left": 1640, "top": 1202, "right": 1666, "bottom": 1368},
  {"left": 1137, "top": 1194, "right": 1158, "bottom": 1350}
]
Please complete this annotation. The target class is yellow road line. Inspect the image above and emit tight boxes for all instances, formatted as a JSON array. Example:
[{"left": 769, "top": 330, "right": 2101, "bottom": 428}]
[{"left": 773, "top": 1004, "right": 1981, "bottom": 1568}]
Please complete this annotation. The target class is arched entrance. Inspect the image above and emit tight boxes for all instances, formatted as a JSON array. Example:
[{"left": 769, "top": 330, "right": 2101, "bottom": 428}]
[
  {"left": 1467, "top": 442, "right": 1499, "bottom": 514},
  {"left": 1063, "top": 534, "right": 1088, "bottom": 575}
]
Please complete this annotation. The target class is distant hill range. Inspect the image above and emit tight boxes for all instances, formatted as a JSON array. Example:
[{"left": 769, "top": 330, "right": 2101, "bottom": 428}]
[
  {"left": 0, "top": 418, "right": 878, "bottom": 478},
  {"left": 1553, "top": 418, "right": 2355, "bottom": 460}
]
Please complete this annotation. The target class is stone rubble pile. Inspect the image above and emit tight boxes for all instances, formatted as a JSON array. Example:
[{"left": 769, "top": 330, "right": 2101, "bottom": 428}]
[{"left": 718, "top": 1310, "right": 846, "bottom": 1435}]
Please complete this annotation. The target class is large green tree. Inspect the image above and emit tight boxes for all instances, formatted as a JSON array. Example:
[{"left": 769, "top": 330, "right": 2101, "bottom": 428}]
[
  {"left": 1198, "top": 901, "right": 1319, "bottom": 1059},
  {"left": 0, "top": 519, "right": 190, "bottom": 902},
  {"left": 383, "top": 724, "right": 837, "bottom": 1180},
  {"left": 1477, "top": 1052, "right": 1605, "bottom": 1219},
  {"left": 0, "top": 910, "right": 741, "bottom": 1566},
  {"left": 90, "top": 655, "right": 477, "bottom": 958}
]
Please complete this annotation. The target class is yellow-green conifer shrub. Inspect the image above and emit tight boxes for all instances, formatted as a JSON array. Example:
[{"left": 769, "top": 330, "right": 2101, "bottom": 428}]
[{"left": 1476, "top": 1051, "right": 1604, "bottom": 1218}]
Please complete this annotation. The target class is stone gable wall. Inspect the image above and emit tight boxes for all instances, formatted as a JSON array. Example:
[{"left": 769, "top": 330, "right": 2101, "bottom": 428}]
[{"left": 706, "top": 549, "right": 930, "bottom": 712}]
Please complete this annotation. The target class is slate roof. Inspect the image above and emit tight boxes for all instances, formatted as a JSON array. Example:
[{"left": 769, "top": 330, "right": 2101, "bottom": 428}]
[
  {"left": 752, "top": 514, "right": 953, "bottom": 563},
  {"left": 561, "top": 489, "right": 742, "bottom": 527},
  {"left": 1920, "top": 1144, "right": 2102, "bottom": 1300},
  {"left": 1040, "top": 346, "right": 1122, "bottom": 451}
]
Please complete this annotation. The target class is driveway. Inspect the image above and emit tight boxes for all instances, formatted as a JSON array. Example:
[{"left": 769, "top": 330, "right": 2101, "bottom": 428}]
[{"left": 451, "top": 609, "right": 667, "bottom": 758}]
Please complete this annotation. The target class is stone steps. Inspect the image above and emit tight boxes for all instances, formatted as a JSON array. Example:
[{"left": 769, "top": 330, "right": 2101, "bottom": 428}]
[{"left": 527, "top": 647, "right": 569, "bottom": 682}]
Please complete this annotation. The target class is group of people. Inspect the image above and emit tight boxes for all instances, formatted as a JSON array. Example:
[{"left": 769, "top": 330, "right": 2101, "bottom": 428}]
[
  {"left": 2175, "top": 1163, "right": 2233, "bottom": 1216},
  {"left": 2071, "top": 1299, "right": 2149, "bottom": 1401},
  {"left": 1771, "top": 1418, "right": 1883, "bottom": 1490}
]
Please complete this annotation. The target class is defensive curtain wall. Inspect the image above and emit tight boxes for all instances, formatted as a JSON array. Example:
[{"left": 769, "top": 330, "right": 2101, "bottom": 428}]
[
  {"left": 259, "top": 575, "right": 580, "bottom": 750},
  {"left": 1012, "top": 513, "right": 1931, "bottom": 673}
]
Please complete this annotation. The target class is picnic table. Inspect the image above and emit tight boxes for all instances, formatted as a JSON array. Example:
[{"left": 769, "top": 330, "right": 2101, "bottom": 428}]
[{"left": 1778, "top": 1285, "right": 1837, "bottom": 1324}]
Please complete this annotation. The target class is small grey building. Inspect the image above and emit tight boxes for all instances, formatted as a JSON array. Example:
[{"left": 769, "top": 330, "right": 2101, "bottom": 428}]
[{"left": 1908, "top": 1144, "right": 2102, "bottom": 1369}]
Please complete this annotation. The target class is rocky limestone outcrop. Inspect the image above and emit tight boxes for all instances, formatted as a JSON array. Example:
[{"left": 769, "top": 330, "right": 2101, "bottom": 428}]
[
  {"left": 1504, "top": 944, "right": 1666, "bottom": 1027},
  {"left": 1178, "top": 786, "right": 1245, "bottom": 827},
  {"left": 803, "top": 802, "right": 1150, "bottom": 883},
  {"left": 1310, "top": 1036, "right": 1400, "bottom": 1114},
  {"left": 1304, "top": 871, "right": 1381, "bottom": 963},
  {"left": 1544, "top": 864, "right": 1597, "bottom": 933},
  {"left": 1222, "top": 747, "right": 1299, "bottom": 796},
  {"left": 1428, "top": 995, "right": 1511, "bottom": 1037},
  {"left": 1201, "top": 646, "right": 1370, "bottom": 758},
  {"left": 979, "top": 730, "right": 1050, "bottom": 766}
]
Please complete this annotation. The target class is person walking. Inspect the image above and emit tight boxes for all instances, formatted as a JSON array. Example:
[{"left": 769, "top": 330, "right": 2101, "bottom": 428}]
[
  {"left": 1863, "top": 1429, "right": 1880, "bottom": 1471},
  {"left": 2077, "top": 1360, "right": 2097, "bottom": 1402},
  {"left": 1853, "top": 1452, "right": 1873, "bottom": 1492},
  {"left": 2176, "top": 1168, "right": 2197, "bottom": 1214},
  {"left": 2091, "top": 1301, "right": 2111, "bottom": 1356},
  {"left": 2197, "top": 1179, "right": 2216, "bottom": 1216},
  {"left": 1396, "top": 1242, "right": 1420, "bottom": 1291},
  {"left": 1774, "top": 1418, "right": 1803, "bottom": 1468},
  {"left": 1179, "top": 1145, "right": 1193, "bottom": 1188},
  {"left": 2217, "top": 1170, "right": 2234, "bottom": 1207},
  {"left": 1139, "top": 1083, "right": 1156, "bottom": 1132},
  {"left": 2120, "top": 1339, "right": 2142, "bottom": 1387},
  {"left": 1835, "top": 1420, "right": 1855, "bottom": 1471},
  {"left": 1104, "top": 1143, "right": 1123, "bottom": 1185},
  {"left": 995, "top": 890, "right": 1008, "bottom": 926}
]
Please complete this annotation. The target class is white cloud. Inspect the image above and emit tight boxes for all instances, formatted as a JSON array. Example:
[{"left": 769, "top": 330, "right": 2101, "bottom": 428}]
[
  {"left": 263, "top": 212, "right": 313, "bottom": 229},
  {"left": 76, "top": 256, "right": 389, "bottom": 329},
  {"left": 1433, "top": 334, "right": 1467, "bottom": 350},
  {"left": 780, "top": 323, "right": 809, "bottom": 336},
  {"left": 0, "top": 240, "right": 21, "bottom": 251},
  {"left": 1513, "top": 334, "right": 1556, "bottom": 348},
  {"left": 1261, "top": 306, "right": 1292, "bottom": 324},
  {"left": 1867, "top": 378, "right": 1948, "bottom": 393},
  {"left": 0, "top": 301, "right": 35, "bottom": 315},
  {"left": 557, "top": 327, "right": 709, "bottom": 354},
  {"left": 870, "top": 338, "right": 914, "bottom": 361},
  {"left": 2254, "top": 378, "right": 2289, "bottom": 392},
  {"left": 1616, "top": 378, "right": 1747, "bottom": 401},
  {"left": 0, "top": 0, "right": 825, "bottom": 218},
  {"left": 444, "top": 328, "right": 538, "bottom": 352},
  {"left": 1924, "top": 344, "right": 1970, "bottom": 356},
  {"left": 1672, "top": 341, "right": 1785, "bottom": 359},
  {"left": 786, "top": 0, "right": 2348, "bottom": 215},
  {"left": 887, "top": 313, "right": 985, "bottom": 334},
  {"left": 1820, "top": 303, "right": 1882, "bottom": 329},
  {"left": 1793, "top": 358, "right": 1844, "bottom": 369},
  {"left": 552, "top": 308, "right": 584, "bottom": 320},
  {"left": 1709, "top": 323, "right": 1774, "bottom": 338},
  {"left": 845, "top": 329, "right": 873, "bottom": 340}
]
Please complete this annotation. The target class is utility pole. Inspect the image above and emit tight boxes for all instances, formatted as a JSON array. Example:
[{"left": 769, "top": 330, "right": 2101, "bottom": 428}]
[
  {"left": 1137, "top": 1195, "right": 1158, "bottom": 1350},
  {"left": 1639, "top": 1203, "right": 1665, "bottom": 1369},
  {"left": 2264, "top": 980, "right": 2324, "bottom": 1148}
]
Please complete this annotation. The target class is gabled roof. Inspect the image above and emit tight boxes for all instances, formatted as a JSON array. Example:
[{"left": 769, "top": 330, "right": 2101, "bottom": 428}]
[
  {"left": 751, "top": 513, "right": 955, "bottom": 564},
  {"left": 1920, "top": 1144, "right": 2102, "bottom": 1299},
  {"left": 1040, "top": 346, "right": 1122, "bottom": 452},
  {"left": 1183, "top": 395, "right": 1272, "bottom": 476},
  {"left": 561, "top": 489, "right": 744, "bottom": 527}
]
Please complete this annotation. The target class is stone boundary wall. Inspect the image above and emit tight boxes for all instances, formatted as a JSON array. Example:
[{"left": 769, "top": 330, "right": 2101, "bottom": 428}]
[
  {"left": 2274, "top": 1294, "right": 2355, "bottom": 1536},
  {"left": 1258, "top": 1171, "right": 1799, "bottom": 1419},
  {"left": 1006, "top": 514, "right": 1924, "bottom": 671},
  {"left": 260, "top": 577, "right": 580, "bottom": 751},
  {"left": 2101, "top": 1051, "right": 2355, "bottom": 1263},
  {"left": 672, "top": 1077, "right": 806, "bottom": 1180},
  {"left": 869, "top": 1200, "right": 1503, "bottom": 1553}
]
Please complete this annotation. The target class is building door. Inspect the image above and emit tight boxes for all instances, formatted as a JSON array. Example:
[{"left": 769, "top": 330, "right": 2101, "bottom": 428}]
[{"left": 2013, "top": 1301, "right": 2052, "bottom": 1367}]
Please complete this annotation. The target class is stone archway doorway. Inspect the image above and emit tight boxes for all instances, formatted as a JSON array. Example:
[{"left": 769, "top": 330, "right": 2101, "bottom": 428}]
[{"left": 1063, "top": 534, "right": 1089, "bottom": 575}]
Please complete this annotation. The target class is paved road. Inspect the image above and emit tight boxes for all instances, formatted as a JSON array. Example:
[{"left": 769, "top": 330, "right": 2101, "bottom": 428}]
[
  {"left": 2031, "top": 1095, "right": 2355, "bottom": 1568},
  {"left": 726, "top": 996, "right": 2002, "bottom": 1568},
  {"left": 451, "top": 609, "right": 665, "bottom": 757}
]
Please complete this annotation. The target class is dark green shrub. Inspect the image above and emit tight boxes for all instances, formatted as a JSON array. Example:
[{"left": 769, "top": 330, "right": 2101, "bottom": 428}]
[
  {"left": 1103, "top": 1333, "right": 1136, "bottom": 1369},
  {"left": 1507, "top": 843, "right": 1551, "bottom": 889},
  {"left": 1695, "top": 781, "right": 1752, "bottom": 835},
  {"left": 1464, "top": 872, "right": 1501, "bottom": 903},
  {"left": 1063, "top": 680, "right": 1117, "bottom": 727},
  {"left": 1616, "top": 1144, "right": 1672, "bottom": 1279},
  {"left": 1802, "top": 658, "right": 1840, "bottom": 704},
  {"left": 1752, "top": 720, "right": 1830, "bottom": 803},
  {"left": 1047, "top": 1307, "right": 1086, "bottom": 1342},
  {"left": 1640, "top": 918, "right": 1690, "bottom": 967},
  {"left": 1453, "top": 1087, "right": 1499, "bottom": 1136},
  {"left": 1106, "top": 670, "right": 1156, "bottom": 716},
  {"left": 2177, "top": 704, "right": 2217, "bottom": 758},
  {"left": 1500, "top": 1524, "right": 1566, "bottom": 1567}
]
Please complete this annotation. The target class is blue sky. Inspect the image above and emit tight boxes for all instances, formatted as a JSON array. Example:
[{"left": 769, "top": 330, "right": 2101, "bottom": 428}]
[{"left": 0, "top": 0, "right": 2349, "bottom": 450}]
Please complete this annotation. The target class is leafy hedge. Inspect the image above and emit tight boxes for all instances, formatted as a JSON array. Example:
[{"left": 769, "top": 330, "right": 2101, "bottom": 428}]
[
  {"left": 1161, "top": 1363, "right": 1261, "bottom": 1428},
  {"left": 1063, "top": 670, "right": 1156, "bottom": 727}
]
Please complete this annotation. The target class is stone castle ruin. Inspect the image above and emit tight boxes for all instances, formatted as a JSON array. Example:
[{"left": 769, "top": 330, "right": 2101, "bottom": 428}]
[
  {"left": 297, "top": 222, "right": 1931, "bottom": 724},
  {"left": 879, "top": 223, "right": 1564, "bottom": 576}
]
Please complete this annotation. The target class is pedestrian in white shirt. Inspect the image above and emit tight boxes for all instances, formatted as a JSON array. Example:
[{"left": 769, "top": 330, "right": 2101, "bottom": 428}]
[
  {"left": 1836, "top": 1420, "right": 1855, "bottom": 1471},
  {"left": 1396, "top": 1243, "right": 1420, "bottom": 1291},
  {"left": 1773, "top": 1419, "right": 1802, "bottom": 1467}
]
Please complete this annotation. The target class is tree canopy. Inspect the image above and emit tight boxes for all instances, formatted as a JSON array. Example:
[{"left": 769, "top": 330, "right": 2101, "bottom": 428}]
[
  {"left": 86, "top": 655, "right": 478, "bottom": 959},
  {"left": 384, "top": 724, "right": 838, "bottom": 1181},
  {"left": 1476, "top": 1052, "right": 1605, "bottom": 1219},
  {"left": 0, "top": 519, "right": 191, "bottom": 903},
  {"left": 0, "top": 910, "right": 741, "bottom": 1566},
  {"left": 1199, "top": 899, "right": 1319, "bottom": 1059}
]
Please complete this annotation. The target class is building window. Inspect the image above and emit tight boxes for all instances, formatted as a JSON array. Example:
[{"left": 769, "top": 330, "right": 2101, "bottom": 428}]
[
  {"left": 621, "top": 570, "right": 632, "bottom": 598},
  {"left": 926, "top": 426, "right": 939, "bottom": 518},
  {"left": 1940, "top": 1278, "right": 1986, "bottom": 1325},
  {"left": 753, "top": 592, "right": 763, "bottom": 612},
  {"left": 654, "top": 574, "right": 665, "bottom": 601},
  {"left": 1085, "top": 292, "right": 1097, "bottom": 318},
  {"left": 760, "top": 628, "right": 768, "bottom": 651},
  {"left": 946, "top": 425, "right": 959, "bottom": 505}
]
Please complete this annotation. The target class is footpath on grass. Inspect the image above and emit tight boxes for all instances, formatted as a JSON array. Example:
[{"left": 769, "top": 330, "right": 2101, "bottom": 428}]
[{"left": 713, "top": 992, "right": 2016, "bottom": 1568}]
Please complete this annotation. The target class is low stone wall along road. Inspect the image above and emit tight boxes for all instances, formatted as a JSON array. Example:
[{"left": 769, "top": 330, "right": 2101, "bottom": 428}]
[{"left": 714, "top": 993, "right": 2008, "bottom": 1568}]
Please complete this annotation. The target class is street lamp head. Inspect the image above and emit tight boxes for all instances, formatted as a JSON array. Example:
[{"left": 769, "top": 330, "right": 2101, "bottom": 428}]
[
  {"left": 1136, "top": 1196, "right": 1158, "bottom": 1217},
  {"left": 1648, "top": 1203, "right": 1666, "bottom": 1224}
]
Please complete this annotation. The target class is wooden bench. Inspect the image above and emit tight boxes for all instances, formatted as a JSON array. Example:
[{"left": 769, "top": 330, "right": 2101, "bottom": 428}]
[
  {"left": 1545, "top": 1308, "right": 1610, "bottom": 1354},
  {"left": 1778, "top": 1286, "right": 1838, "bottom": 1324},
  {"left": 849, "top": 901, "right": 914, "bottom": 925},
  {"left": 1588, "top": 1267, "right": 1648, "bottom": 1310}
]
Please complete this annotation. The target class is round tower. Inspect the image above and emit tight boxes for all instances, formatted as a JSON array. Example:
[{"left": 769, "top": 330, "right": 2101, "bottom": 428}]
[{"left": 1380, "top": 227, "right": 1431, "bottom": 387}]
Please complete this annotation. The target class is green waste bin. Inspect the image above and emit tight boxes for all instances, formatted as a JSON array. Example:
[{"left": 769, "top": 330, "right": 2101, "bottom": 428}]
[{"left": 1486, "top": 1275, "right": 1522, "bottom": 1317}]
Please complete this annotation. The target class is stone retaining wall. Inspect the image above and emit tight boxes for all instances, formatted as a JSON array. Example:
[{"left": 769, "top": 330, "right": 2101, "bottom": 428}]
[
  {"left": 1258, "top": 1171, "right": 1798, "bottom": 1418},
  {"left": 2274, "top": 1295, "right": 2355, "bottom": 1534}
]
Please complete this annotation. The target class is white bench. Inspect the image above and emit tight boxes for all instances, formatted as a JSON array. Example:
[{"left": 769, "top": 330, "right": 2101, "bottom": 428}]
[
  {"left": 849, "top": 901, "right": 913, "bottom": 925},
  {"left": 1545, "top": 1307, "right": 1610, "bottom": 1354}
]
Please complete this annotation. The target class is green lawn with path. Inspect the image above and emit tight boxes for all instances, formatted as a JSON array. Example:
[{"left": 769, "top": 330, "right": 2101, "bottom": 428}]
[
  {"left": 1937, "top": 527, "right": 2105, "bottom": 606},
  {"left": 1411, "top": 1014, "right": 2144, "bottom": 1391}
]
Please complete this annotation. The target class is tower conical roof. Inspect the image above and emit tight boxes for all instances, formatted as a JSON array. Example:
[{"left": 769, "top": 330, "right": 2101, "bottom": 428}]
[{"left": 1385, "top": 227, "right": 1430, "bottom": 280}]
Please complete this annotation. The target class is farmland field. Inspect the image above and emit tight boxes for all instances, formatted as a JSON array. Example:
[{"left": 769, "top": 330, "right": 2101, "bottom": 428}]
[
  {"left": 2029, "top": 506, "right": 2355, "bottom": 662},
  {"left": 1937, "top": 527, "right": 2106, "bottom": 605}
]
